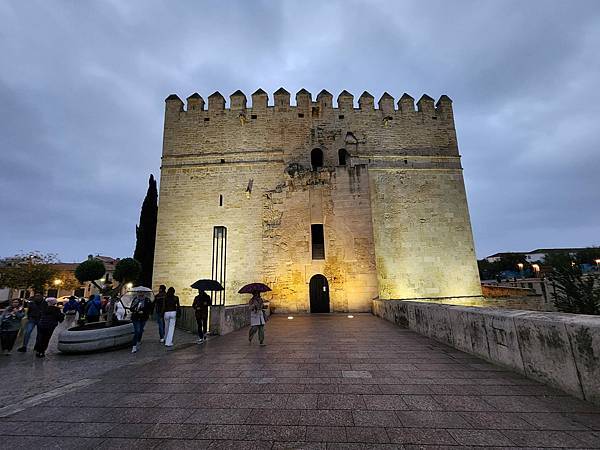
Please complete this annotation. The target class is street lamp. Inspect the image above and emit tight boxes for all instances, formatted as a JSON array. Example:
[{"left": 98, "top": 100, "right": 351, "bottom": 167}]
[
  {"left": 53, "top": 279, "right": 63, "bottom": 297},
  {"left": 595, "top": 259, "right": 600, "bottom": 271},
  {"left": 532, "top": 264, "right": 540, "bottom": 278},
  {"left": 517, "top": 263, "right": 524, "bottom": 279}
]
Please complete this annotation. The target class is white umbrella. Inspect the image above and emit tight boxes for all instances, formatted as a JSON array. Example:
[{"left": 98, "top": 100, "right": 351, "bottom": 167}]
[{"left": 129, "top": 286, "right": 153, "bottom": 292}]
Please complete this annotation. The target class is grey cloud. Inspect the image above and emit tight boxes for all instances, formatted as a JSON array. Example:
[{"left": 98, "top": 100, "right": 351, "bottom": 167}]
[{"left": 0, "top": 0, "right": 599, "bottom": 261}]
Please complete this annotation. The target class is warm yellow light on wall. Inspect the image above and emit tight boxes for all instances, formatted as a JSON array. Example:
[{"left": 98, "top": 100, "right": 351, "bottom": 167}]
[
  {"left": 53, "top": 279, "right": 62, "bottom": 286},
  {"left": 347, "top": 315, "right": 354, "bottom": 318},
  {"left": 126, "top": 282, "right": 133, "bottom": 289},
  {"left": 287, "top": 316, "right": 294, "bottom": 320}
]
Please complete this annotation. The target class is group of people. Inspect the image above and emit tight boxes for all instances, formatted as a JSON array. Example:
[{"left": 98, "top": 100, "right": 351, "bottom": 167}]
[
  {"left": 0, "top": 294, "right": 65, "bottom": 357},
  {"left": 1, "top": 285, "right": 268, "bottom": 357},
  {"left": 128, "top": 285, "right": 214, "bottom": 353},
  {"left": 128, "top": 285, "right": 177, "bottom": 353}
]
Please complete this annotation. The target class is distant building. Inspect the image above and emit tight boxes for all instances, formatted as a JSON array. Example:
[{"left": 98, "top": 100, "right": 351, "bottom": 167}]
[
  {"left": 485, "top": 248, "right": 589, "bottom": 263},
  {"left": 0, "top": 254, "right": 125, "bottom": 301}
]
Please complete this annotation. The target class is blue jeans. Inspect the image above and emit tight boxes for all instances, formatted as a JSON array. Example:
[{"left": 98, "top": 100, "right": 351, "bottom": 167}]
[
  {"left": 156, "top": 314, "right": 165, "bottom": 340},
  {"left": 132, "top": 319, "right": 146, "bottom": 347},
  {"left": 22, "top": 319, "right": 39, "bottom": 348}
]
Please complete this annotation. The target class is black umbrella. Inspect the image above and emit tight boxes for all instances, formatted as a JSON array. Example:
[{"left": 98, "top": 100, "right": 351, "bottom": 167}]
[
  {"left": 190, "top": 279, "right": 224, "bottom": 291},
  {"left": 238, "top": 283, "right": 271, "bottom": 294}
]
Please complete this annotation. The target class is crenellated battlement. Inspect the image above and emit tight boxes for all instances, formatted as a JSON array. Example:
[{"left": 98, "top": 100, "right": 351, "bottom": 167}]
[
  {"left": 164, "top": 89, "right": 454, "bottom": 118},
  {"left": 162, "top": 87, "right": 459, "bottom": 162}
]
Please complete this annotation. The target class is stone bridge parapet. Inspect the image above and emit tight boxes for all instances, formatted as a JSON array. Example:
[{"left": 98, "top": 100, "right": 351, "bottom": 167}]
[{"left": 372, "top": 299, "right": 600, "bottom": 405}]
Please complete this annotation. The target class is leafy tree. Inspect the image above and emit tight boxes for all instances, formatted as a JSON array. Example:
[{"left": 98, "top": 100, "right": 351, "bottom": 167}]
[
  {"left": 0, "top": 252, "right": 59, "bottom": 294},
  {"left": 497, "top": 254, "right": 529, "bottom": 272},
  {"left": 575, "top": 247, "right": 600, "bottom": 266},
  {"left": 550, "top": 262, "right": 600, "bottom": 315},
  {"left": 75, "top": 258, "right": 106, "bottom": 290},
  {"left": 75, "top": 257, "right": 141, "bottom": 326},
  {"left": 543, "top": 251, "right": 574, "bottom": 269},
  {"left": 53, "top": 270, "right": 82, "bottom": 292},
  {"left": 133, "top": 174, "right": 158, "bottom": 288}
]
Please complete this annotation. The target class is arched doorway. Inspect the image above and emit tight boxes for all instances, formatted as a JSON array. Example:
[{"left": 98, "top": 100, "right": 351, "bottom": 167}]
[{"left": 309, "top": 274, "right": 330, "bottom": 313}]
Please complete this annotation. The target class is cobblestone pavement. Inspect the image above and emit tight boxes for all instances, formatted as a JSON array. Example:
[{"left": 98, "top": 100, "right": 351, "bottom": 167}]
[
  {"left": 1, "top": 314, "right": 599, "bottom": 449},
  {"left": 0, "top": 318, "right": 198, "bottom": 407}
]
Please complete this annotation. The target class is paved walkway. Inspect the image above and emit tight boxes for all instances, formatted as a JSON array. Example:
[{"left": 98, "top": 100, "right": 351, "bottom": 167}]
[
  {"left": 1, "top": 314, "right": 599, "bottom": 449},
  {"left": 0, "top": 317, "right": 197, "bottom": 407}
]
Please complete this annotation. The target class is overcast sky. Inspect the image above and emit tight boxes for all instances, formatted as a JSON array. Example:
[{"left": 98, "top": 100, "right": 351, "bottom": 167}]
[{"left": 1, "top": 0, "right": 599, "bottom": 262}]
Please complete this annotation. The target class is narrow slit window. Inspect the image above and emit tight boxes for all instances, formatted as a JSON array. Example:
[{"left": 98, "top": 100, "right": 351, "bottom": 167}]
[
  {"left": 219, "top": 194, "right": 223, "bottom": 206},
  {"left": 311, "top": 224, "right": 325, "bottom": 260},
  {"left": 338, "top": 148, "right": 348, "bottom": 166},
  {"left": 311, "top": 148, "right": 323, "bottom": 171}
]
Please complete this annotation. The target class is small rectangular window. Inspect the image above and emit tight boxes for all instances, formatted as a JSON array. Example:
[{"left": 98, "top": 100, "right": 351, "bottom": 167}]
[
  {"left": 204, "top": 117, "right": 210, "bottom": 122},
  {"left": 251, "top": 114, "right": 257, "bottom": 119},
  {"left": 298, "top": 113, "right": 304, "bottom": 118},
  {"left": 311, "top": 224, "right": 325, "bottom": 260},
  {"left": 338, "top": 114, "right": 344, "bottom": 119}
]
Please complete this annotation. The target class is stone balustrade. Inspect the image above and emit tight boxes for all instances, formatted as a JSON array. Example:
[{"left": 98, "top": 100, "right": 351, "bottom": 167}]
[{"left": 372, "top": 299, "right": 600, "bottom": 405}]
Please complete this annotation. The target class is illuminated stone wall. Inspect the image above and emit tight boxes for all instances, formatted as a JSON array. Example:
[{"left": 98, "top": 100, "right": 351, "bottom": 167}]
[{"left": 153, "top": 89, "right": 482, "bottom": 310}]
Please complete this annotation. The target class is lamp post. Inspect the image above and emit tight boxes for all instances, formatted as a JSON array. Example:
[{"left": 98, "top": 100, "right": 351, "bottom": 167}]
[
  {"left": 532, "top": 264, "right": 540, "bottom": 278},
  {"left": 595, "top": 259, "right": 600, "bottom": 272},
  {"left": 517, "top": 263, "right": 524, "bottom": 279},
  {"left": 53, "top": 278, "right": 63, "bottom": 297}
]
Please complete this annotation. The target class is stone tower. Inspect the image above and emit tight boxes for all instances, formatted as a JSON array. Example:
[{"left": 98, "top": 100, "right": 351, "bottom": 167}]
[{"left": 153, "top": 88, "right": 482, "bottom": 312}]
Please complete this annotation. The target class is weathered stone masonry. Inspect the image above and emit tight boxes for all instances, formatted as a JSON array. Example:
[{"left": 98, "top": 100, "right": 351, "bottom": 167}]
[{"left": 153, "top": 88, "right": 482, "bottom": 312}]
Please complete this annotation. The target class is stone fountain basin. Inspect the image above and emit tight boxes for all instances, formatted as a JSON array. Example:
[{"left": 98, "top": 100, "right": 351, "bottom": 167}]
[{"left": 58, "top": 320, "right": 133, "bottom": 353}]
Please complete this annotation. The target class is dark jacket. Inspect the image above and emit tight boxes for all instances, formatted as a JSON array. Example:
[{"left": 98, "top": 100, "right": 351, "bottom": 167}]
[
  {"left": 85, "top": 295, "right": 102, "bottom": 318},
  {"left": 164, "top": 295, "right": 180, "bottom": 313},
  {"left": 153, "top": 292, "right": 166, "bottom": 315},
  {"left": 39, "top": 306, "right": 64, "bottom": 329},
  {"left": 0, "top": 307, "right": 25, "bottom": 332},
  {"left": 63, "top": 299, "right": 81, "bottom": 315},
  {"left": 130, "top": 296, "right": 153, "bottom": 321},
  {"left": 26, "top": 297, "right": 46, "bottom": 321},
  {"left": 192, "top": 293, "right": 211, "bottom": 318}
]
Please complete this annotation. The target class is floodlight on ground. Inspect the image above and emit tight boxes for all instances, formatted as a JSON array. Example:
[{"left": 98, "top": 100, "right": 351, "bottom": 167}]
[
  {"left": 287, "top": 316, "right": 294, "bottom": 320},
  {"left": 347, "top": 315, "right": 354, "bottom": 318}
]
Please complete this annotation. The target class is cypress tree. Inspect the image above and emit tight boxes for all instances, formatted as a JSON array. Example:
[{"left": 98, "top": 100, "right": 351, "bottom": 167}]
[{"left": 133, "top": 174, "right": 158, "bottom": 287}]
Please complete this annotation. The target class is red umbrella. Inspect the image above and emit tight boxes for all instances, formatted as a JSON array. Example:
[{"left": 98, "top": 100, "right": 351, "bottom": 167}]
[{"left": 238, "top": 283, "right": 271, "bottom": 294}]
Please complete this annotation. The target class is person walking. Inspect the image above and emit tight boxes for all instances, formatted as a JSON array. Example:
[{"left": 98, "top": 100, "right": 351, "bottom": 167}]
[
  {"left": 62, "top": 295, "right": 81, "bottom": 328},
  {"left": 1, "top": 299, "right": 25, "bottom": 355},
  {"left": 17, "top": 293, "right": 46, "bottom": 353},
  {"left": 163, "top": 287, "right": 180, "bottom": 348},
  {"left": 34, "top": 297, "right": 64, "bottom": 358},
  {"left": 130, "top": 290, "right": 152, "bottom": 353},
  {"left": 192, "top": 290, "right": 211, "bottom": 343},
  {"left": 153, "top": 285, "right": 167, "bottom": 343},
  {"left": 248, "top": 291, "right": 267, "bottom": 346},
  {"left": 85, "top": 294, "right": 102, "bottom": 323}
]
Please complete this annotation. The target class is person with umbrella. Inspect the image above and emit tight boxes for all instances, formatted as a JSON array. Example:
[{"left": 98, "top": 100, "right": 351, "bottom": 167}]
[
  {"left": 190, "top": 279, "right": 223, "bottom": 344},
  {"left": 239, "top": 283, "right": 271, "bottom": 347},
  {"left": 192, "top": 290, "right": 211, "bottom": 343}
]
